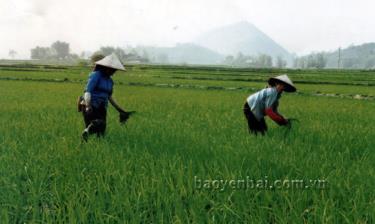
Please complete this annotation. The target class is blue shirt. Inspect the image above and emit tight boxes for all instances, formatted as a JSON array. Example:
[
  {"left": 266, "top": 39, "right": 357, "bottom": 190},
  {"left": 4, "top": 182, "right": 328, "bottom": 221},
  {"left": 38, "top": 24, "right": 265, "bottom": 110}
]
[
  {"left": 246, "top": 87, "right": 281, "bottom": 120},
  {"left": 85, "top": 71, "right": 113, "bottom": 108}
]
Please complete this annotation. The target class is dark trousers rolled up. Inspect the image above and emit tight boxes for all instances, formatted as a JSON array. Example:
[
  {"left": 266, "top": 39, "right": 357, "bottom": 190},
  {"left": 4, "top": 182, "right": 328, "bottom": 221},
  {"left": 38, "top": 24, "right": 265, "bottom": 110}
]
[
  {"left": 83, "top": 104, "right": 107, "bottom": 137},
  {"left": 243, "top": 102, "right": 267, "bottom": 135}
]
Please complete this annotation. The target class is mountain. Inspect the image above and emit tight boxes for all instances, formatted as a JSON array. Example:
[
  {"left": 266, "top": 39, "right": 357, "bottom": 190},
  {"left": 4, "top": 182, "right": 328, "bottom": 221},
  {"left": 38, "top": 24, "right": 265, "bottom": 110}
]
[
  {"left": 137, "top": 43, "right": 224, "bottom": 65},
  {"left": 194, "top": 21, "right": 293, "bottom": 64}
]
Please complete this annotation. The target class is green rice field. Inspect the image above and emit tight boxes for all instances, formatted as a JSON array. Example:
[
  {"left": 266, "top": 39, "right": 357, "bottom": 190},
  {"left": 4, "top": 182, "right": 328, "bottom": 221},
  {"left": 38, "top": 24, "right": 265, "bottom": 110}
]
[{"left": 0, "top": 64, "right": 374, "bottom": 223}]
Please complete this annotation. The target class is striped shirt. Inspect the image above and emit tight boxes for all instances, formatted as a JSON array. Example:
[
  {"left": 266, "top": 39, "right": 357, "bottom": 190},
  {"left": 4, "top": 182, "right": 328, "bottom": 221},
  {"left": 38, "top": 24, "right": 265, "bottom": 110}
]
[{"left": 246, "top": 87, "right": 281, "bottom": 120}]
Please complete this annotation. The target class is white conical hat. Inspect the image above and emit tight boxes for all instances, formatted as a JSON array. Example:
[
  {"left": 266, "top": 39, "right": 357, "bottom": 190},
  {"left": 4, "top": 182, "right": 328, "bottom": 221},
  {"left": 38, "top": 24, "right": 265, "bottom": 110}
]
[
  {"left": 268, "top": 74, "right": 296, "bottom": 92},
  {"left": 95, "top": 53, "right": 126, "bottom": 71}
]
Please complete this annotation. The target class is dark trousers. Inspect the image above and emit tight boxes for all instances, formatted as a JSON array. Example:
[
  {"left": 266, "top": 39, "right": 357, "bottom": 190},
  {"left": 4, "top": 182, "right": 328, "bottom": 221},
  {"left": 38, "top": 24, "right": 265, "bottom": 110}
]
[
  {"left": 243, "top": 102, "right": 267, "bottom": 135},
  {"left": 83, "top": 105, "right": 107, "bottom": 137}
]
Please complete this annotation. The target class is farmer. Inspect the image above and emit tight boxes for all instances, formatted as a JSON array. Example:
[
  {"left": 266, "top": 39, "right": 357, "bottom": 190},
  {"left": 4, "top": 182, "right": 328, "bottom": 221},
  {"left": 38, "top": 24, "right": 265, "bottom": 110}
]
[
  {"left": 243, "top": 74, "right": 297, "bottom": 135},
  {"left": 80, "top": 53, "right": 128, "bottom": 141}
]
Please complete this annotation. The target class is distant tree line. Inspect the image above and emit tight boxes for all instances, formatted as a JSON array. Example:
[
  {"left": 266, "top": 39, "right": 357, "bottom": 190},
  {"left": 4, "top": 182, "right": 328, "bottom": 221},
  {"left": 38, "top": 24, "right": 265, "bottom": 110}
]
[
  {"left": 8, "top": 50, "right": 17, "bottom": 59},
  {"left": 293, "top": 52, "right": 327, "bottom": 69},
  {"left": 30, "top": 41, "right": 150, "bottom": 65},
  {"left": 329, "top": 43, "right": 375, "bottom": 69},
  {"left": 127, "top": 46, "right": 168, "bottom": 64},
  {"left": 25, "top": 41, "right": 375, "bottom": 69},
  {"left": 222, "top": 44, "right": 375, "bottom": 69},
  {"left": 292, "top": 43, "right": 375, "bottom": 69},
  {"left": 91, "top": 46, "right": 150, "bottom": 64},
  {"left": 31, "top": 41, "right": 79, "bottom": 60},
  {"left": 222, "top": 52, "right": 287, "bottom": 68}
]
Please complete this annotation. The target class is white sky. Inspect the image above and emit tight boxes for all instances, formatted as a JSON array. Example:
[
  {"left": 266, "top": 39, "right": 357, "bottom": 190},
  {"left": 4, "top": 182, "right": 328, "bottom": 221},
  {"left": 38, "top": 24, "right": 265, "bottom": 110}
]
[{"left": 1, "top": 0, "right": 375, "bottom": 58}]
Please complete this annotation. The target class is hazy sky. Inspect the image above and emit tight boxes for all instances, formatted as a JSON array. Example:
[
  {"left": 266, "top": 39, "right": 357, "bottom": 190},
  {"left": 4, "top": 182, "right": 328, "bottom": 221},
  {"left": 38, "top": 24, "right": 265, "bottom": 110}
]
[{"left": 1, "top": 0, "right": 375, "bottom": 58}]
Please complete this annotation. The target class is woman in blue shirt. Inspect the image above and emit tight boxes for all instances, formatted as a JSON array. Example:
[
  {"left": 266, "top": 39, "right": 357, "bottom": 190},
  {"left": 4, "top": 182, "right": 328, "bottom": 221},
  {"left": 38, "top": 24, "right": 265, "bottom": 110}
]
[{"left": 81, "top": 54, "right": 127, "bottom": 141}]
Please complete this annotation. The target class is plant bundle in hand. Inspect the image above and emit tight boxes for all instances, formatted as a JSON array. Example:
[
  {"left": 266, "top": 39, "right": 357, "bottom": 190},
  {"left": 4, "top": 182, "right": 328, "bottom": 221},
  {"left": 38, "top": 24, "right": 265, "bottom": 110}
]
[{"left": 119, "top": 111, "right": 135, "bottom": 124}]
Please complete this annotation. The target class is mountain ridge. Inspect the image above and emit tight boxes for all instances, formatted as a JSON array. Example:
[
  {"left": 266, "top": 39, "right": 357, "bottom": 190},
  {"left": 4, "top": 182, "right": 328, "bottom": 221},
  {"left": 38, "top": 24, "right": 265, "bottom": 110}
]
[{"left": 194, "top": 21, "right": 293, "bottom": 64}]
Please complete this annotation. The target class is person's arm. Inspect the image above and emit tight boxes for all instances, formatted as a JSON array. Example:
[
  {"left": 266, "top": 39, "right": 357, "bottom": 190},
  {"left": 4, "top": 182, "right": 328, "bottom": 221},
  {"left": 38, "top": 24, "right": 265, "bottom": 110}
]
[
  {"left": 265, "top": 107, "right": 288, "bottom": 125},
  {"left": 84, "top": 92, "right": 92, "bottom": 111},
  {"left": 263, "top": 89, "right": 288, "bottom": 126},
  {"left": 109, "top": 96, "right": 126, "bottom": 113}
]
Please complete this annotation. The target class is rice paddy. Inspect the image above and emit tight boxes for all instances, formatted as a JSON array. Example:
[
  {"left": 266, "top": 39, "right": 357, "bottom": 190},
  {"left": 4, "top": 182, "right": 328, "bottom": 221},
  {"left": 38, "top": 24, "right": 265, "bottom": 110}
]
[{"left": 0, "top": 64, "right": 374, "bottom": 223}]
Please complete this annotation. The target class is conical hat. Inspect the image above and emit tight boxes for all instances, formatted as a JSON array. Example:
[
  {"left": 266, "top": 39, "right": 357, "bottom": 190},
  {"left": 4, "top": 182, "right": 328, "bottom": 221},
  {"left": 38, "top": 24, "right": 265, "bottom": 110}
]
[
  {"left": 95, "top": 53, "right": 126, "bottom": 71},
  {"left": 268, "top": 74, "right": 296, "bottom": 92}
]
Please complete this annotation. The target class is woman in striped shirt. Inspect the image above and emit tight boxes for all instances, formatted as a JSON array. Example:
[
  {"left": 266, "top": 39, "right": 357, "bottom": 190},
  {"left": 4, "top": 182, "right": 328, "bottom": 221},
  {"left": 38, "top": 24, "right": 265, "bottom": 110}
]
[{"left": 243, "top": 75, "right": 296, "bottom": 135}]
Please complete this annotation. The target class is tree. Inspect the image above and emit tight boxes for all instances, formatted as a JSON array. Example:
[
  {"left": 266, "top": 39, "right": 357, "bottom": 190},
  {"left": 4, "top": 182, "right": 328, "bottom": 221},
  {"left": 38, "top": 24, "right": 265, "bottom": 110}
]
[
  {"left": 294, "top": 53, "right": 327, "bottom": 69},
  {"left": 97, "top": 46, "right": 127, "bottom": 61},
  {"left": 315, "top": 53, "right": 327, "bottom": 69},
  {"left": 90, "top": 52, "right": 105, "bottom": 64},
  {"left": 115, "top": 48, "right": 126, "bottom": 61},
  {"left": 100, "top": 46, "right": 116, "bottom": 56},
  {"left": 77, "top": 59, "right": 89, "bottom": 67},
  {"left": 51, "top": 41, "right": 70, "bottom": 59},
  {"left": 299, "top": 57, "right": 306, "bottom": 68},
  {"left": 293, "top": 58, "right": 299, "bottom": 68},
  {"left": 255, "top": 54, "right": 273, "bottom": 68},
  {"left": 8, "top": 50, "right": 17, "bottom": 59},
  {"left": 141, "top": 50, "right": 150, "bottom": 63},
  {"left": 234, "top": 52, "right": 246, "bottom": 66},
  {"left": 306, "top": 55, "right": 315, "bottom": 68},
  {"left": 276, "top": 56, "right": 287, "bottom": 68},
  {"left": 69, "top": 54, "right": 79, "bottom": 60},
  {"left": 30, "top": 46, "right": 52, "bottom": 59},
  {"left": 224, "top": 53, "right": 273, "bottom": 68}
]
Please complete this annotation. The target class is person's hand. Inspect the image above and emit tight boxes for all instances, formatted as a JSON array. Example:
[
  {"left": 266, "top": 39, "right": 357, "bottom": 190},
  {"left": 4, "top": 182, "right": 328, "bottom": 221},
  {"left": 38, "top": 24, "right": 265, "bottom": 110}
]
[
  {"left": 85, "top": 105, "right": 93, "bottom": 114},
  {"left": 119, "top": 111, "right": 136, "bottom": 124},
  {"left": 285, "top": 118, "right": 299, "bottom": 129}
]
